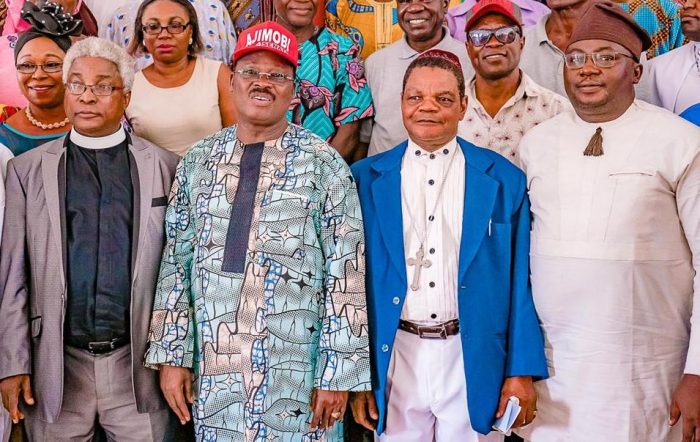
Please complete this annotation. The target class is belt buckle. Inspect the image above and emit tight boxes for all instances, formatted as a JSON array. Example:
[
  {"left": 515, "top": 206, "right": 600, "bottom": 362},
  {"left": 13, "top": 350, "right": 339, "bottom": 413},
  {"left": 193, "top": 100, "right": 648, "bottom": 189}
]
[
  {"left": 87, "top": 341, "right": 113, "bottom": 354},
  {"left": 418, "top": 325, "right": 447, "bottom": 340}
]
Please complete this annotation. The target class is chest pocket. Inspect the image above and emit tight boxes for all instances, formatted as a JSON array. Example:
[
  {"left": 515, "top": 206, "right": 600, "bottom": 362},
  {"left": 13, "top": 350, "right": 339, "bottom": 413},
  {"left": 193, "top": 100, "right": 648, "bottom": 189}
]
[{"left": 606, "top": 168, "right": 663, "bottom": 241}]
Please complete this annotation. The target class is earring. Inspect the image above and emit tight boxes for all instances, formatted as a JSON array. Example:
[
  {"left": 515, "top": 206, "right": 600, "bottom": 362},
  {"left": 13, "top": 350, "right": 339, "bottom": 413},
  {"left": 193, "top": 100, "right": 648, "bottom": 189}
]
[{"left": 189, "top": 37, "right": 193, "bottom": 44}]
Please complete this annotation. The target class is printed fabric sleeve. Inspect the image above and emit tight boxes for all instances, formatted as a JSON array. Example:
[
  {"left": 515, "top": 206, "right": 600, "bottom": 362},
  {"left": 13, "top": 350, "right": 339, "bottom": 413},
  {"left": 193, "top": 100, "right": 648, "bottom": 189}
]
[
  {"left": 313, "top": 152, "right": 371, "bottom": 392},
  {"left": 333, "top": 38, "right": 375, "bottom": 127},
  {"left": 145, "top": 155, "right": 197, "bottom": 369}
]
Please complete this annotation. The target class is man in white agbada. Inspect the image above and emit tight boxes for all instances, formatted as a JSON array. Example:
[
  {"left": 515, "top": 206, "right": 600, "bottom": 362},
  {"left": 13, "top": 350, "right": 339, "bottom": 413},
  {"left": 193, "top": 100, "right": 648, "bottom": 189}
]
[{"left": 517, "top": 1, "right": 700, "bottom": 441}]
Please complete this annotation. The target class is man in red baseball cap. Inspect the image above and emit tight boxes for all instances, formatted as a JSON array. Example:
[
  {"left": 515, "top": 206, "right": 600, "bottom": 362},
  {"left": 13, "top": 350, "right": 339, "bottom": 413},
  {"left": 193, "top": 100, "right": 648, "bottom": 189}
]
[
  {"left": 146, "top": 19, "right": 371, "bottom": 442},
  {"left": 459, "top": 0, "right": 567, "bottom": 167}
]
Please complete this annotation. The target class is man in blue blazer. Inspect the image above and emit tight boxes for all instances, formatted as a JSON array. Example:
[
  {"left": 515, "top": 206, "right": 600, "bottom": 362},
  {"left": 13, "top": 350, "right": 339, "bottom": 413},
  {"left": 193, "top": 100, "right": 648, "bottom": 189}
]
[{"left": 349, "top": 48, "right": 547, "bottom": 441}]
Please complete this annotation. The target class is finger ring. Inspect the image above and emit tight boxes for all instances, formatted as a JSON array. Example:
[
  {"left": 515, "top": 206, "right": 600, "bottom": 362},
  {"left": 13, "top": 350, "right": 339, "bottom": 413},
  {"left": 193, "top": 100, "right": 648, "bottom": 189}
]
[
  {"left": 533, "top": 410, "right": 538, "bottom": 416},
  {"left": 331, "top": 411, "right": 342, "bottom": 419}
]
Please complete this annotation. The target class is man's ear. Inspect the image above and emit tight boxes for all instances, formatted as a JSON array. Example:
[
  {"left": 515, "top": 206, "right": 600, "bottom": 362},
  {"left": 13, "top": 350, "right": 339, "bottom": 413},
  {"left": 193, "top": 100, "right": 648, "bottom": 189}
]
[
  {"left": 632, "top": 62, "right": 643, "bottom": 85},
  {"left": 123, "top": 90, "right": 131, "bottom": 109}
]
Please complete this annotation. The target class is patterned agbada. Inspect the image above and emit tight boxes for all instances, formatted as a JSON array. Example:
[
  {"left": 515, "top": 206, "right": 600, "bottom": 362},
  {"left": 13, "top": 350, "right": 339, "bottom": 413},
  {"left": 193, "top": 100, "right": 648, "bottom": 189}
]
[
  {"left": 145, "top": 124, "right": 370, "bottom": 441},
  {"left": 288, "top": 28, "right": 374, "bottom": 142}
]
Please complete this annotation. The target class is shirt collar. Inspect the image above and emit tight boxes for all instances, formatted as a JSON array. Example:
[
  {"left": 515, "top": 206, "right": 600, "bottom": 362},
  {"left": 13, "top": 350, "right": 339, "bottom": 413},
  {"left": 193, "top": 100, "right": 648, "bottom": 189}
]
[
  {"left": 694, "top": 41, "right": 700, "bottom": 73},
  {"left": 398, "top": 27, "right": 455, "bottom": 60},
  {"left": 69, "top": 125, "right": 126, "bottom": 150},
  {"left": 405, "top": 137, "right": 459, "bottom": 164},
  {"left": 467, "top": 71, "right": 539, "bottom": 112},
  {"left": 533, "top": 14, "right": 551, "bottom": 46}
]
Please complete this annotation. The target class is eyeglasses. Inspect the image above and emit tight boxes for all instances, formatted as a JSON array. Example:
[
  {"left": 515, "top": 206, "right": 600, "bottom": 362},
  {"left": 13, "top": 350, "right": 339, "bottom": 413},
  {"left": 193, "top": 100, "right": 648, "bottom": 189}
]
[
  {"left": 564, "top": 51, "right": 635, "bottom": 69},
  {"left": 65, "top": 82, "right": 125, "bottom": 96},
  {"left": 16, "top": 62, "right": 63, "bottom": 74},
  {"left": 141, "top": 22, "right": 190, "bottom": 35},
  {"left": 467, "top": 26, "right": 520, "bottom": 47},
  {"left": 233, "top": 68, "right": 294, "bottom": 85}
]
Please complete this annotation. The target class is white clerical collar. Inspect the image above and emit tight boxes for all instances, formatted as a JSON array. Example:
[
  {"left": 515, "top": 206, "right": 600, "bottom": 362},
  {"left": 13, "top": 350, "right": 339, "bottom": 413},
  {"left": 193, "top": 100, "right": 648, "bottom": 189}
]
[
  {"left": 69, "top": 125, "right": 126, "bottom": 150},
  {"left": 406, "top": 138, "right": 458, "bottom": 163}
]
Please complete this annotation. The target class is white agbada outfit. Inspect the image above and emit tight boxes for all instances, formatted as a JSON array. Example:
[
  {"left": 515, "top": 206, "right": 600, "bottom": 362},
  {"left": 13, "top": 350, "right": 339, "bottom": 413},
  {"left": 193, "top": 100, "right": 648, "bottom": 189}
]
[{"left": 517, "top": 101, "right": 700, "bottom": 442}]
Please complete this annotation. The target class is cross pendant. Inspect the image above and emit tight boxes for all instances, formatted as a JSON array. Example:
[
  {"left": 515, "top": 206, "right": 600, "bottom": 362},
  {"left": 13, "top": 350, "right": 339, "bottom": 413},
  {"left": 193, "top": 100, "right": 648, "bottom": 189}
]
[{"left": 407, "top": 245, "right": 432, "bottom": 291}]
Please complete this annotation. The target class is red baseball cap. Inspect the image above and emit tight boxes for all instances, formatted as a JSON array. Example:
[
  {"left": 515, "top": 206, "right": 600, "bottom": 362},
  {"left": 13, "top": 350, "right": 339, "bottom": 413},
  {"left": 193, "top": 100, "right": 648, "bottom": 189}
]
[
  {"left": 465, "top": 0, "right": 523, "bottom": 32},
  {"left": 233, "top": 21, "right": 298, "bottom": 67}
]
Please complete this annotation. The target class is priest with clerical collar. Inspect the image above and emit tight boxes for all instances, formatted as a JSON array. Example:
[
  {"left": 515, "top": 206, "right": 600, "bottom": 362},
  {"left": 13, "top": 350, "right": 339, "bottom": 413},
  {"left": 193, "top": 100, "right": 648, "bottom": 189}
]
[
  {"left": 517, "top": 2, "right": 700, "bottom": 441},
  {"left": 0, "top": 37, "right": 179, "bottom": 440},
  {"left": 350, "top": 49, "right": 547, "bottom": 441}
]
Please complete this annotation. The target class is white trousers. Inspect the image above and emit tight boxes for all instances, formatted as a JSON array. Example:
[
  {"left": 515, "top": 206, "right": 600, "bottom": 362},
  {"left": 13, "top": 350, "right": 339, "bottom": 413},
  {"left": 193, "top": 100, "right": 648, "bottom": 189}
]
[{"left": 377, "top": 329, "right": 503, "bottom": 442}]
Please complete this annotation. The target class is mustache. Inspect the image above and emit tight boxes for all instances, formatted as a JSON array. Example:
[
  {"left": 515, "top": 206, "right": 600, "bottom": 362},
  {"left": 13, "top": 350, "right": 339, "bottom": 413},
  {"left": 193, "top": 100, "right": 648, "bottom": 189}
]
[{"left": 251, "top": 86, "right": 274, "bottom": 95}]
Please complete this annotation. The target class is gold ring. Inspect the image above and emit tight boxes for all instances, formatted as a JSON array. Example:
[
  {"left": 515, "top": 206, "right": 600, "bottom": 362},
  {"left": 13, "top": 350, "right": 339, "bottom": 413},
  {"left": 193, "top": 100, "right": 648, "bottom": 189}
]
[{"left": 331, "top": 411, "right": 342, "bottom": 419}]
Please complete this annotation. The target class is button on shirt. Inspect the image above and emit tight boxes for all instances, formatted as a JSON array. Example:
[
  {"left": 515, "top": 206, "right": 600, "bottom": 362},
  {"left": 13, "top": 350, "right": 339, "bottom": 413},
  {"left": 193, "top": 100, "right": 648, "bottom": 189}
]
[
  {"left": 400, "top": 139, "right": 464, "bottom": 323},
  {"left": 458, "top": 72, "right": 568, "bottom": 167}
]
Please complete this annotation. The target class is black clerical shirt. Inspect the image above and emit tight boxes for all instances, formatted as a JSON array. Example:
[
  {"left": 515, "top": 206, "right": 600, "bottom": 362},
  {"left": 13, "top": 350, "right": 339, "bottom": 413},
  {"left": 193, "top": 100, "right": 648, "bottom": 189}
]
[{"left": 64, "top": 138, "right": 133, "bottom": 347}]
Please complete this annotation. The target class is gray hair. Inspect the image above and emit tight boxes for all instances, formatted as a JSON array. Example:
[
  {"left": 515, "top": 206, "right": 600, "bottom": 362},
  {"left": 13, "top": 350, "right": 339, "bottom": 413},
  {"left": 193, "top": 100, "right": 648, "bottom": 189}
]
[{"left": 63, "top": 37, "right": 136, "bottom": 91}]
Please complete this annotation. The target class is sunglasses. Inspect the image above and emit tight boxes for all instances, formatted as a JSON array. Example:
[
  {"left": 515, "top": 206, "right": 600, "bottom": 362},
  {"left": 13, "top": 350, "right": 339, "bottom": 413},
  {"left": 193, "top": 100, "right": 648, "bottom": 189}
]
[{"left": 467, "top": 26, "right": 520, "bottom": 47}]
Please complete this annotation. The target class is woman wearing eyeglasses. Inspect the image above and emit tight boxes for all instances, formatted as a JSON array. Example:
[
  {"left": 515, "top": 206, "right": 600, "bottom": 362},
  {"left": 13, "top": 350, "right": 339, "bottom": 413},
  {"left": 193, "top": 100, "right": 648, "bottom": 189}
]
[
  {"left": 0, "top": 1, "right": 82, "bottom": 156},
  {"left": 0, "top": 0, "right": 98, "bottom": 108},
  {"left": 125, "top": 0, "right": 236, "bottom": 156}
]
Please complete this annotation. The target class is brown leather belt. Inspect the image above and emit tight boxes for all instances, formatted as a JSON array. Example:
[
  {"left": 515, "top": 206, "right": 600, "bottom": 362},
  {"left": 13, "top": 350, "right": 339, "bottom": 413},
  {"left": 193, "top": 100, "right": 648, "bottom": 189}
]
[{"left": 398, "top": 319, "right": 459, "bottom": 339}]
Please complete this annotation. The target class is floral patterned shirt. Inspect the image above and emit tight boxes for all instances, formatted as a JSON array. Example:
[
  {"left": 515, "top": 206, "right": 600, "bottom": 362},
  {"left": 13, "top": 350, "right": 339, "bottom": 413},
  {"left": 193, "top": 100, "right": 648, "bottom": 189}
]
[
  {"left": 288, "top": 28, "right": 374, "bottom": 143},
  {"left": 458, "top": 72, "right": 569, "bottom": 168}
]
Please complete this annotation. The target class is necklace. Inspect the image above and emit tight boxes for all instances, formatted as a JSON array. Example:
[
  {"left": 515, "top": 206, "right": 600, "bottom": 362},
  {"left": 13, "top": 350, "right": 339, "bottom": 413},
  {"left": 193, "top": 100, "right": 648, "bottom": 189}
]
[
  {"left": 401, "top": 147, "right": 457, "bottom": 291},
  {"left": 25, "top": 107, "right": 69, "bottom": 130}
]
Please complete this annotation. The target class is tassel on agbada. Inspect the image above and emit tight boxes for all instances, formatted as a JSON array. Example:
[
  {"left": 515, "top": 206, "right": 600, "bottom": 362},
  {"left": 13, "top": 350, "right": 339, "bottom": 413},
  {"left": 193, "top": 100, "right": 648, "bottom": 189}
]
[{"left": 583, "top": 127, "right": 604, "bottom": 156}]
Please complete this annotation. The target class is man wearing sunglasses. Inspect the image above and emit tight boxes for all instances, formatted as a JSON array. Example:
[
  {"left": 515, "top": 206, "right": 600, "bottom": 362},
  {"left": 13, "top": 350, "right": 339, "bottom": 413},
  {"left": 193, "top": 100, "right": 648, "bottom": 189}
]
[
  {"left": 458, "top": 0, "right": 567, "bottom": 167},
  {"left": 517, "top": 2, "right": 700, "bottom": 441},
  {"left": 0, "top": 37, "right": 178, "bottom": 441}
]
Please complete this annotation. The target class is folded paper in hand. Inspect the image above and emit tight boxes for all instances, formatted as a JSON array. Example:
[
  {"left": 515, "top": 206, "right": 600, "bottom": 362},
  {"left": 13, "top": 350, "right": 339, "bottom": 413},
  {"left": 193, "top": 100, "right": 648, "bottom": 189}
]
[{"left": 492, "top": 396, "right": 521, "bottom": 435}]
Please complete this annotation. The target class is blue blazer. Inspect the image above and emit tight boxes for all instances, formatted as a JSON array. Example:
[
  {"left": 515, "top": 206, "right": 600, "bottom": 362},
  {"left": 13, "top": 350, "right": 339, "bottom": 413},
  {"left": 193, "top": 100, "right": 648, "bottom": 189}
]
[{"left": 351, "top": 138, "right": 548, "bottom": 435}]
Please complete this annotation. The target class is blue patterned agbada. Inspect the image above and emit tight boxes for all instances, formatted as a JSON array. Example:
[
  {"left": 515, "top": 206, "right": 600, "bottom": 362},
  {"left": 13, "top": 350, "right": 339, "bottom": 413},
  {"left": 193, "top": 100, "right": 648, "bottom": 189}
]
[{"left": 145, "top": 124, "right": 370, "bottom": 442}]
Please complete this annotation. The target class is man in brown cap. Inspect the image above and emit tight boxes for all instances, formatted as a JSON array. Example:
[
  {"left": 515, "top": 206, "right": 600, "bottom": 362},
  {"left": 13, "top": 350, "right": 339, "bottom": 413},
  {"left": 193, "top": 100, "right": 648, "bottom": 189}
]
[{"left": 516, "top": 2, "right": 700, "bottom": 441}]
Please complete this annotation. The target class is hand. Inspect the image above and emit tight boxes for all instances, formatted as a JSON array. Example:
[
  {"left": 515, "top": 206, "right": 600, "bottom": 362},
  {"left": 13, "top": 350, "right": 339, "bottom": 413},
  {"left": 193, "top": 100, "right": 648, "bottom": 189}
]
[
  {"left": 497, "top": 376, "right": 537, "bottom": 428},
  {"left": 670, "top": 373, "right": 700, "bottom": 442},
  {"left": 0, "top": 375, "right": 34, "bottom": 424},
  {"left": 309, "top": 389, "right": 348, "bottom": 431},
  {"left": 159, "top": 365, "right": 194, "bottom": 425},
  {"left": 349, "top": 391, "right": 378, "bottom": 430}
]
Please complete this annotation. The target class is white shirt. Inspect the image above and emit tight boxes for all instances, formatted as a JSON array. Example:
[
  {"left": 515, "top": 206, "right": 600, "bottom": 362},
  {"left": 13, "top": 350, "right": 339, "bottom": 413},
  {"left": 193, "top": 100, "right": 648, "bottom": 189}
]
[
  {"left": 400, "top": 138, "right": 464, "bottom": 323},
  {"left": 458, "top": 72, "right": 569, "bottom": 167},
  {"left": 648, "top": 42, "right": 700, "bottom": 114},
  {"left": 517, "top": 101, "right": 700, "bottom": 441},
  {"left": 674, "top": 42, "right": 700, "bottom": 114}
]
